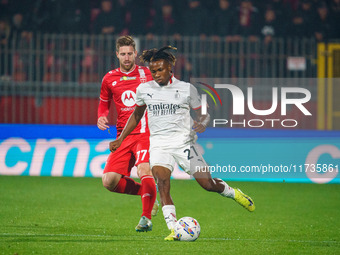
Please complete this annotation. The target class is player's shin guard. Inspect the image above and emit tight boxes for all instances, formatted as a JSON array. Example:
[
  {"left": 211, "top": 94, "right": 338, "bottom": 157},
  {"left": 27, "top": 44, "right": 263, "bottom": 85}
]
[
  {"left": 113, "top": 176, "right": 142, "bottom": 195},
  {"left": 162, "top": 205, "right": 177, "bottom": 230},
  {"left": 140, "top": 175, "right": 157, "bottom": 219}
]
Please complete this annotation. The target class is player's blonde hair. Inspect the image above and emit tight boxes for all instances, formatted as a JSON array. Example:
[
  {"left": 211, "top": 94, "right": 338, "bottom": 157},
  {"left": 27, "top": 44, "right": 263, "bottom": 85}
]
[
  {"left": 139, "top": 46, "right": 177, "bottom": 66},
  {"left": 116, "top": 35, "right": 136, "bottom": 51}
]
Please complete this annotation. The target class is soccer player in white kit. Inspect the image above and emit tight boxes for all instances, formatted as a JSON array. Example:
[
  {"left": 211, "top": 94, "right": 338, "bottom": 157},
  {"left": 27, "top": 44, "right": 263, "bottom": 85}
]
[{"left": 110, "top": 46, "right": 255, "bottom": 241}]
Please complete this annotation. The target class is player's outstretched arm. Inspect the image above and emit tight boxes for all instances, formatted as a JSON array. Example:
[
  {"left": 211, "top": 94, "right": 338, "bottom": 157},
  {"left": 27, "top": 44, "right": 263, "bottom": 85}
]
[
  {"left": 192, "top": 109, "right": 210, "bottom": 133},
  {"left": 109, "top": 105, "right": 147, "bottom": 152}
]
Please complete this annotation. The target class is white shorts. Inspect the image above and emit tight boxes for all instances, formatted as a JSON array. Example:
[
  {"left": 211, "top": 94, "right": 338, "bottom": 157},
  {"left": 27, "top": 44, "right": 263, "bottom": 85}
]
[{"left": 150, "top": 143, "right": 208, "bottom": 175}]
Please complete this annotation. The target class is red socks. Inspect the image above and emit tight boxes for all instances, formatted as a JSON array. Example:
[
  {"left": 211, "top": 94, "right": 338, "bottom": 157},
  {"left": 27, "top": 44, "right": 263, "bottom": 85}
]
[
  {"left": 113, "top": 176, "right": 142, "bottom": 195},
  {"left": 140, "top": 175, "right": 157, "bottom": 220},
  {"left": 112, "top": 175, "right": 157, "bottom": 220}
]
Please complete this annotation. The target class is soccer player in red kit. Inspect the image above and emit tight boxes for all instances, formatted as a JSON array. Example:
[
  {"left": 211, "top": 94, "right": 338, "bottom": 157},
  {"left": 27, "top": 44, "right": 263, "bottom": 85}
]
[{"left": 97, "top": 35, "right": 157, "bottom": 232}]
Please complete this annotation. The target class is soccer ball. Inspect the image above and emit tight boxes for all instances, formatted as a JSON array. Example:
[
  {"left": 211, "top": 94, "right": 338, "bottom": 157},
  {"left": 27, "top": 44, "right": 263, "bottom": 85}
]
[{"left": 174, "top": 217, "right": 200, "bottom": 241}]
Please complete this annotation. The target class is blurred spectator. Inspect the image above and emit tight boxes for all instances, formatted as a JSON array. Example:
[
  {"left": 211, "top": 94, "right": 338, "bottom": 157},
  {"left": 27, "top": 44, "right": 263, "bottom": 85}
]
[
  {"left": 212, "top": 0, "right": 234, "bottom": 37},
  {"left": 299, "top": 0, "right": 315, "bottom": 16},
  {"left": 181, "top": 0, "right": 210, "bottom": 37},
  {"left": 0, "top": 0, "right": 339, "bottom": 41},
  {"left": 259, "top": 8, "right": 281, "bottom": 43},
  {"left": 200, "top": 0, "right": 219, "bottom": 12},
  {"left": 298, "top": 0, "right": 316, "bottom": 28},
  {"left": 285, "top": 10, "right": 311, "bottom": 38},
  {"left": 330, "top": 0, "right": 340, "bottom": 14},
  {"left": 59, "top": 0, "right": 90, "bottom": 34},
  {"left": 260, "top": 0, "right": 292, "bottom": 25},
  {"left": 330, "top": 0, "right": 340, "bottom": 38},
  {"left": 93, "top": 0, "right": 122, "bottom": 35},
  {"left": 79, "top": 46, "right": 99, "bottom": 83},
  {"left": 313, "top": 2, "right": 336, "bottom": 42},
  {"left": 0, "top": 20, "right": 10, "bottom": 46},
  {"left": 9, "top": 13, "right": 32, "bottom": 43},
  {"left": 127, "top": 0, "right": 150, "bottom": 35},
  {"left": 231, "top": 0, "right": 260, "bottom": 40},
  {"left": 0, "top": 0, "right": 28, "bottom": 20},
  {"left": 7, "top": 13, "right": 30, "bottom": 81},
  {"left": 173, "top": 54, "right": 192, "bottom": 81},
  {"left": 27, "top": 0, "right": 60, "bottom": 33},
  {"left": 10, "top": 13, "right": 25, "bottom": 35},
  {"left": 12, "top": 53, "right": 27, "bottom": 81},
  {"left": 150, "top": 0, "right": 179, "bottom": 36},
  {"left": 115, "top": 0, "right": 129, "bottom": 35},
  {"left": 0, "top": 19, "right": 11, "bottom": 76},
  {"left": 286, "top": 0, "right": 299, "bottom": 10},
  {"left": 266, "top": 0, "right": 286, "bottom": 13},
  {"left": 43, "top": 42, "right": 64, "bottom": 82},
  {"left": 172, "top": 0, "right": 187, "bottom": 31},
  {"left": 0, "top": 0, "right": 11, "bottom": 20}
]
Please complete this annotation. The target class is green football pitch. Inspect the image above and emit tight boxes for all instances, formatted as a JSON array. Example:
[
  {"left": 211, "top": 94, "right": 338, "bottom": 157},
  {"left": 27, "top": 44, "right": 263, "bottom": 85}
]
[{"left": 0, "top": 176, "right": 339, "bottom": 255}]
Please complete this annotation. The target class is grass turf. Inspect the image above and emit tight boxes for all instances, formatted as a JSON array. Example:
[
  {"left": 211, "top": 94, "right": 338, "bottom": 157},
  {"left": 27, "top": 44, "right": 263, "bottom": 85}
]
[{"left": 0, "top": 176, "right": 339, "bottom": 255}]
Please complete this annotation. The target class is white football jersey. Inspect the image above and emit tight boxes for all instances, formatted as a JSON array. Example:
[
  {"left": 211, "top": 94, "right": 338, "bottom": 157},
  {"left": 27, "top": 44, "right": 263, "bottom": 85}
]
[{"left": 136, "top": 77, "right": 201, "bottom": 149}]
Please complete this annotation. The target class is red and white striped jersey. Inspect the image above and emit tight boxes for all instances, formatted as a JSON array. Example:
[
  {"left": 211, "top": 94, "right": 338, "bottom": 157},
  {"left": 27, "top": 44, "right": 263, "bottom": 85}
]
[{"left": 99, "top": 65, "right": 152, "bottom": 136}]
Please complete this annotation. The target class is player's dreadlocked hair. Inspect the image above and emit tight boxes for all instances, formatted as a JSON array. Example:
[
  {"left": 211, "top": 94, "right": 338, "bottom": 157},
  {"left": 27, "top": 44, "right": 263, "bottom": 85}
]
[{"left": 140, "top": 46, "right": 177, "bottom": 66}]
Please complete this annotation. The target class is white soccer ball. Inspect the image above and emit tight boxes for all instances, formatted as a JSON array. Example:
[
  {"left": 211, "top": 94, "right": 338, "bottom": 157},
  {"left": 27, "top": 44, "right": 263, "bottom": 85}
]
[{"left": 174, "top": 217, "right": 201, "bottom": 241}]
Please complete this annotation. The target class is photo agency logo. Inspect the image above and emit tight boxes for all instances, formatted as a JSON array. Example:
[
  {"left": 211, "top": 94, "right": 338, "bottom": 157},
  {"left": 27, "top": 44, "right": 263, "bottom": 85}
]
[
  {"left": 196, "top": 79, "right": 312, "bottom": 128},
  {"left": 197, "top": 82, "right": 223, "bottom": 115}
]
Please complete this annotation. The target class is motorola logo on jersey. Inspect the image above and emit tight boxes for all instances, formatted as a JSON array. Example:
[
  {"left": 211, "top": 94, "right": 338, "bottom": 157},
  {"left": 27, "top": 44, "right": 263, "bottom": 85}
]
[{"left": 121, "top": 90, "right": 136, "bottom": 107}]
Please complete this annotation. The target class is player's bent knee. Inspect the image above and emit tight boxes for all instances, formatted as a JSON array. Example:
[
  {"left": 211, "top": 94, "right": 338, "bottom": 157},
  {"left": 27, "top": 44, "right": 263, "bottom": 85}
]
[
  {"left": 102, "top": 173, "right": 121, "bottom": 192},
  {"left": 137, "top": 163, "right": 152, "bottom": 177},
  {"left": 102, "top": 178, "right": 115, "bottom": 191}
]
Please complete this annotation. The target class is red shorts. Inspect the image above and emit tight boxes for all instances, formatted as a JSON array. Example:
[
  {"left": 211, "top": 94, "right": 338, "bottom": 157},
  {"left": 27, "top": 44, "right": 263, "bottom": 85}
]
[{"left": 103, "top": 133, "right": 150, "bottom": 176}]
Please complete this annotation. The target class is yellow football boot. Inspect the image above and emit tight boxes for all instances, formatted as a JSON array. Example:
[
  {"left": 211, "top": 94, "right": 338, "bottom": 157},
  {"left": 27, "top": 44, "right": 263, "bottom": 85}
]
[
  {"left": 164, "top": 229, "right": 178, "bottom": 241},
  {"left": 234, "top": 188, "right": 255, "bottom": 212}
]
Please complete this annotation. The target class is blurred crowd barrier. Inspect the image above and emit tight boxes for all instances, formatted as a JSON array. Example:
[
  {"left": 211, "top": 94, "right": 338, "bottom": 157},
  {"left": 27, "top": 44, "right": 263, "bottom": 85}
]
[{"left": 0, "top": 34, "right": 339, "bottom": 128}]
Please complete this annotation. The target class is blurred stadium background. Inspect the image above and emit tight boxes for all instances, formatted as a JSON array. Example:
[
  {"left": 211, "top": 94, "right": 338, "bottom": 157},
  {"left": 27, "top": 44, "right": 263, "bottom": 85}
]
[{"left": 1, "top": 0, "right": 340, "bottom": 128}]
